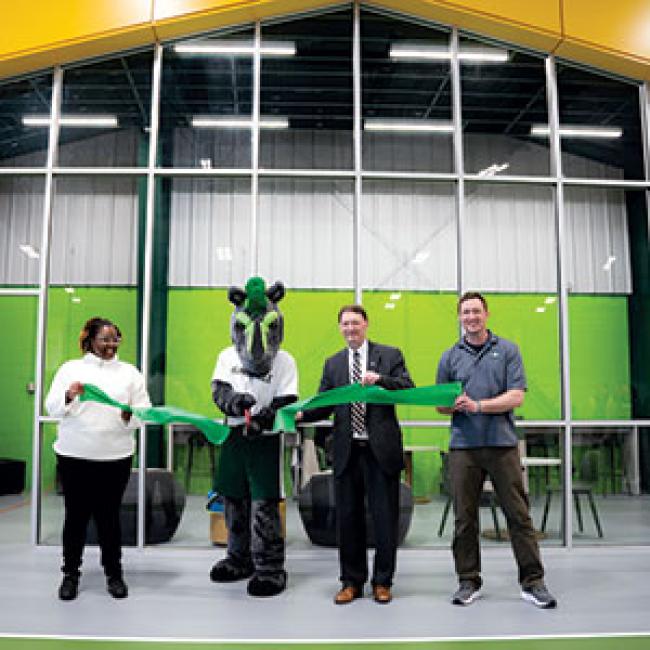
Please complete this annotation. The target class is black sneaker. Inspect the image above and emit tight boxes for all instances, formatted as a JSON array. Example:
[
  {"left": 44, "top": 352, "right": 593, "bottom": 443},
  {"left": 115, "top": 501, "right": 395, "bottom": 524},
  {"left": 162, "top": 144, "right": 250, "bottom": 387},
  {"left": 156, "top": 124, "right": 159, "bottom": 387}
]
[
  {"left": 521, "top": 584, "right": 557, "bottom": 609},
  {"left": 451, "top": 580, "right": 481, "bottom": 605},
  {"left": 58, "top": 574, "right": 79, "bottom": 601},
  {"left": 106, "top": 576, "right": 128, "bottom": 599}
]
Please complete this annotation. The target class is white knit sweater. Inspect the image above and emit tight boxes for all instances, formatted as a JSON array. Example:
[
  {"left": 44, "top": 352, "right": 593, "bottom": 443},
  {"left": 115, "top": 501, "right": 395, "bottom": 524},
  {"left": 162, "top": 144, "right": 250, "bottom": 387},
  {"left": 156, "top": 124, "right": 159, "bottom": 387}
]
[{"left": 45, "top": 353, "right": 151, "bottom": 460}]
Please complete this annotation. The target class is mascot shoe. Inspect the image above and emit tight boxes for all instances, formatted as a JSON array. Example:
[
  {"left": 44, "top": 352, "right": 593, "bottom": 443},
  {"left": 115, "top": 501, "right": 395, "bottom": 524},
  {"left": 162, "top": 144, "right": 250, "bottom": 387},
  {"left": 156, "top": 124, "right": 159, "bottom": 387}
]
[{"left": 247, "top": 570, "right": 287, "bottom": 597}]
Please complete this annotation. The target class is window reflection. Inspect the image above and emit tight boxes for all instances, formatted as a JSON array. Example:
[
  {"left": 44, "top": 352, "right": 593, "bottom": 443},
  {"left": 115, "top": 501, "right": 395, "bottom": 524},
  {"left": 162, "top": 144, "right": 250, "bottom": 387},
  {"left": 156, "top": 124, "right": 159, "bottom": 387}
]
[
  {"left": 362, "top": 9, "right": 453, "bottom": 172},
  {"left": 58, "top": 52, "right": 153, "bottom": 167},
  {"left": 557, "top": 63, "right": 643, "bottom": 180},
  {"left": 0, "top": 74, "right": 52, "bottom": 167}
]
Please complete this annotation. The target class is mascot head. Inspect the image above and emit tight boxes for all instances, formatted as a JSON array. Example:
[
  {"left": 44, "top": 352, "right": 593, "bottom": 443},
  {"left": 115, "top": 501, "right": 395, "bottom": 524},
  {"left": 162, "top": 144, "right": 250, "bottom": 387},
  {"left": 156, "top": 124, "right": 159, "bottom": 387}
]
[{"left": 228, "top": 277, "right": 285, "bottom": 377}]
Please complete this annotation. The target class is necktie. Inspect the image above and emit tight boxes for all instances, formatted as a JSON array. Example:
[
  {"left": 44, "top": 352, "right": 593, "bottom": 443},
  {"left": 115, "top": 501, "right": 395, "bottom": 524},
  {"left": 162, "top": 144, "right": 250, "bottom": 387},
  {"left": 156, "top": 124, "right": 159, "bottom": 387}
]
[{"left": 351, "top": 350, "right": 366, "bottom": 438}]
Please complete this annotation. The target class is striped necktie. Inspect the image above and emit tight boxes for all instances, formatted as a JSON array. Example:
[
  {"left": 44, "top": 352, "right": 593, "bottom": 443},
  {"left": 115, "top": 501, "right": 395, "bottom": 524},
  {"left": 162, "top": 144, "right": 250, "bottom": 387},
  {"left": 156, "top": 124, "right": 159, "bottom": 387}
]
[{"left": 351, "top": 350, "right": 366, "bottom": 438}]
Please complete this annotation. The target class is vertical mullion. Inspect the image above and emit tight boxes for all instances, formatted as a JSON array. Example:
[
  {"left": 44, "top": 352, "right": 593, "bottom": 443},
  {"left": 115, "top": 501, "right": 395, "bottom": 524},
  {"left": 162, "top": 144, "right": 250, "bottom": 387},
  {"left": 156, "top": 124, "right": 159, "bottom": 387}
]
[
  {"left": 31, "top": 66, "right": 62, "bottom": 545},
  {"left": 252, "top": 22, "right": 261, "bottom": 275},
  {"left": 138, "top": 43, "right": 162, "bottom": 548},
  {"left": 450, "top": 28, "right": 465, "bottom": 303},
  {"left": 546, "top": 54, "right": 572, "bottom": 548},
  {"left": 353, "top": 1, "right": 362, "bottom": 304}
]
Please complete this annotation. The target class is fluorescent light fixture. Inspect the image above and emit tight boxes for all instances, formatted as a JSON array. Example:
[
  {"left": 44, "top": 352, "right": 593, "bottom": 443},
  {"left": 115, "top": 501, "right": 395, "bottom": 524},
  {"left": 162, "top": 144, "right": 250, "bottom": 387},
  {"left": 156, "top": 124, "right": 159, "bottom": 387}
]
[
  {"left": 389, "top": 293, "right": 402, "bottom": 301},
  {"left": 390, "top": 43, "right": 508, "bottom": 63},
  {"left": 412, "top": 250, "right": 430, "bottom": 265},
  {"left": 544, "top": 296, "right": 557, "bottom": 305},
  {"left": 19, "top": 244, "right": 40, "bottom": 259},
  {"left": 22, "top": 114, "right": 118, "bottom": 128},
  {"left": 384, "top": 302, "right": 396, "bottom": 310},
  {"left": 364, "top": 119, "right": 453, "bottom": 133},
  {"left": 191, "top": 116, "right": 288, "bottom": 129},
  {"left": 536, "top": 307, "right": 546, "bottom": 313},
  {"left": 23, "top": 114, "right": 118, "bottom": 128},
  {"left": 530, "top": 124, "right": 623, "bottom": 138},
  {"left": 477, "top": 162, "right": 510, "bottom": 177},
  {"left": 603, "top": 255, "right": 616, "bottom": 271},
  {"left": 460, "top": 46, "right": 509, "bottom": 62},
  {"left": 174, "top": 40, "right": 295, "bottom": 56}
]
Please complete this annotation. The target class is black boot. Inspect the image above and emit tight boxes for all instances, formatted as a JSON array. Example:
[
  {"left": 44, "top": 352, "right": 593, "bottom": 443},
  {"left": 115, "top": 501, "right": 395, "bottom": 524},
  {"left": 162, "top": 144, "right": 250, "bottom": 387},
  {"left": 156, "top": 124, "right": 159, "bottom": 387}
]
[
  {"left": 247, "top": 570, "right": 287, "bottom": 597},
  {"left": 58, "top": 574, "right": 79, "bottom": 601},
  {"left": 106, "top": 575, "right": 128, "bottom": 599},
  {"left": 210, "top": 558, "right": 254, "bottom": 583}
]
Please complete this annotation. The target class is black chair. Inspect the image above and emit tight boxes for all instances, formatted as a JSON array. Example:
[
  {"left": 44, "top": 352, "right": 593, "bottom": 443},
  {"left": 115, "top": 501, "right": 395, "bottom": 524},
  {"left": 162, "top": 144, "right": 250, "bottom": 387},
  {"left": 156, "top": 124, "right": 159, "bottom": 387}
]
[
  {"left": 437, "top": 451, "right": 504, "bottom": 540},
  {"left": 540, "top": 449, "right": 603, "bottom": 538},
  {"left": 174, "top": 425, "right": 216, "bottom": 491}
]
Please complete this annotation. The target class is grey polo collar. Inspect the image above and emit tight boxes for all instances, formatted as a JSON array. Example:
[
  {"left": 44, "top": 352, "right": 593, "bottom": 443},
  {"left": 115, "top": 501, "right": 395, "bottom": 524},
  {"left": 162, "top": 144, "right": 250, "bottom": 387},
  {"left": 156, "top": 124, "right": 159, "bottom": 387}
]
[{"left": 457, "top": 330, "right": 499, "bottom": 356}]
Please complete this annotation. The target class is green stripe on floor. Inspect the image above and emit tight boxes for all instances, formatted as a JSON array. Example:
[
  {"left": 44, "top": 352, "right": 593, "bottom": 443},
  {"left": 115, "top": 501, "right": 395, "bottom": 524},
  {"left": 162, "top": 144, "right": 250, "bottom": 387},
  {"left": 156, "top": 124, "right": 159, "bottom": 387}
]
[{"left": 1, "top": 637, "right": 649, "bottom": 650}]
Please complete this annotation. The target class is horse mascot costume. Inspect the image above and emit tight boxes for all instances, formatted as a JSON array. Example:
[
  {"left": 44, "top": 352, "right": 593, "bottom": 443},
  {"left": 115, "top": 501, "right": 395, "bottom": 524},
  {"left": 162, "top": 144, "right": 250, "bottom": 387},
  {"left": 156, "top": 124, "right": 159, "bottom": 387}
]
[{"left": 209, "top": 277, "right": 298, "bottom": 597}]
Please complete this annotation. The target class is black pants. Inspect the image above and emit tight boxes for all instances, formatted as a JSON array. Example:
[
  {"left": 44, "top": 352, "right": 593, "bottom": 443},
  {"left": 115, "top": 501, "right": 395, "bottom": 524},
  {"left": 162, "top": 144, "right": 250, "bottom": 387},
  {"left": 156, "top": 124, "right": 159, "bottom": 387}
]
[
  {"left": 449, "top": 446, "right": 545, "bottom": 588},
  {"left": 335, "top": 442, "right": 400, "bottom": 588},
  {"left": 56, "top": 454, "right": 132, "bottom": 578}
]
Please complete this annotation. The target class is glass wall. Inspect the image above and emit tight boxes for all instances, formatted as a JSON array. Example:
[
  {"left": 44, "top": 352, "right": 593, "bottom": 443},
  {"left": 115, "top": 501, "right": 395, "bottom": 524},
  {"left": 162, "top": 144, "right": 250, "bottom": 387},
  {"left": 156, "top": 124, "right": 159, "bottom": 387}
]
[
  {"left": 57, "top": 52, "right": 153, "bottom": 168},
  {"left": 361, "top": 10, "right": 452, "bottom": 173},
  {"left": 460, "top": 36, "right": 549, "bottom": 177},
  {"left": 0, "top": 3, "right": 646, "bottom": 550},
  {"left": 39, "top": 175, "right": 142, "bottom": 544}
]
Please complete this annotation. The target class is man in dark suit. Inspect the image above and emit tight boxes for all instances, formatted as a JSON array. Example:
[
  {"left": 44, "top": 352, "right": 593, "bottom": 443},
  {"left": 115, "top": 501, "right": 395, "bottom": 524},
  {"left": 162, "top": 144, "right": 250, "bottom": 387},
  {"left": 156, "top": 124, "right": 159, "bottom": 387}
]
[{"left": 299, "top": 304, "right": 414, "bottom": 605}]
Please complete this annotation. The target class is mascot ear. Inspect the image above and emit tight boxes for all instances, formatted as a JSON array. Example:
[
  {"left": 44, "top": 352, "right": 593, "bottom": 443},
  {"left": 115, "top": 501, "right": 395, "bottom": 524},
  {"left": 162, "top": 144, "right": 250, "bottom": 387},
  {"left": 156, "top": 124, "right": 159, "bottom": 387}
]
[
  {"left": 228, "top": 287, "right": 246, "bottom": 307},
  {"left": 266, "top": 281, "right": 285, "bottom": 304}
]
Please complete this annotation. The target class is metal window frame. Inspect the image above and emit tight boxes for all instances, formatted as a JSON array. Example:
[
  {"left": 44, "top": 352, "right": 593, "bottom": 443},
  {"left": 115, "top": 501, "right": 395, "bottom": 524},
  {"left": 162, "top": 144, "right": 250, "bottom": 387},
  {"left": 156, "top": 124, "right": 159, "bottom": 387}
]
[{"left": 18, "top": 1, "right": 650, "bottom": 550}]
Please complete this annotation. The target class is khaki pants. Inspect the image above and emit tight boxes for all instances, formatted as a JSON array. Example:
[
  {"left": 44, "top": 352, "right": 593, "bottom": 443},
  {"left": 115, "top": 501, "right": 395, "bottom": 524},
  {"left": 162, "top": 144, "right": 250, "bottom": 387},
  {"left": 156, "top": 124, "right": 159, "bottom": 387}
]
[{"left": 449, "top": 446, "right": 545, "bottom": 588}]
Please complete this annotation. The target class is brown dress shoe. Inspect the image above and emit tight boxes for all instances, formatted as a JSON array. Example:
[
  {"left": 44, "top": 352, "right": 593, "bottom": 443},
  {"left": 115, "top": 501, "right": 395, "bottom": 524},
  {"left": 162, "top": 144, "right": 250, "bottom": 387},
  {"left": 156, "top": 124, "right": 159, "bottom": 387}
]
[
  {"left": 373, "top": 585, "right": 392, "bottom": 604},
  {"left": 334, "top": 585, "right": 362, "bottom": 605}
]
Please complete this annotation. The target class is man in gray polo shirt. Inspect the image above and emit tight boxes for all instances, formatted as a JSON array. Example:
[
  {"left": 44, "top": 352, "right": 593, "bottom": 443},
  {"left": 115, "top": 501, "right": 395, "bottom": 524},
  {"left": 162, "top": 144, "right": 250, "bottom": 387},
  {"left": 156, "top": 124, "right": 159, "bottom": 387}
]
[{"left": 436, "top": 291, "right": 556, "bottom": 609}]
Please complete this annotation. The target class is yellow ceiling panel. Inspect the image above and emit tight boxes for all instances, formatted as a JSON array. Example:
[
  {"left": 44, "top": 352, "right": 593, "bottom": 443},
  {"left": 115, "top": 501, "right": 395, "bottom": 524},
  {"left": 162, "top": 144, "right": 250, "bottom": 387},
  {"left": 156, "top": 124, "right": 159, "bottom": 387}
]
[
  {"left": 562, "top": 0, "right": 650, "bottom": 63},
  {"left": 372, "top": 0, "right": 562, "bottom": 52},
  {"left": 1, "top": 0, "right": 153, "bottom": 59},
  {"left": 153, "top": 0, "right": 336, "bottom": 40}
]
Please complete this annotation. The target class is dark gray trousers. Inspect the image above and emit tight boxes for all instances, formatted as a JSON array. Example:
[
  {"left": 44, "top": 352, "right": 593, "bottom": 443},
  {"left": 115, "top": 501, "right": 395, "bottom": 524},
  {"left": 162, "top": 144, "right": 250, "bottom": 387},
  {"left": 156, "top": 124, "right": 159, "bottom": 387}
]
[
  {"left": 449, "top": 446, "right": 545, "bottom": 589},
  {"left": 224, "top": 496, "right": 284, "bottom": 578}
]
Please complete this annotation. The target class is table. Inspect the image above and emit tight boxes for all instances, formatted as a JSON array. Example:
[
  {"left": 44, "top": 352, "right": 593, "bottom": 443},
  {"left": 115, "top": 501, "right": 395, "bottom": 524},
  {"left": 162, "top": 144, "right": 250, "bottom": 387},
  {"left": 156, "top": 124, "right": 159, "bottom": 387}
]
[{"left": 521, "top": 456, "right": 562, "bottom": 496}]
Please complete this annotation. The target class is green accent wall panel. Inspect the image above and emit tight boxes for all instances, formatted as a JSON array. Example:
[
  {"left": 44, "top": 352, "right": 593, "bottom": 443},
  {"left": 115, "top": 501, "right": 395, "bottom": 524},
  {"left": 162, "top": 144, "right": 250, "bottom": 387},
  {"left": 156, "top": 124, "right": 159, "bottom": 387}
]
[
  {"left": 41, "top": 287, "right": 138, "bottom": 487},
  {"left": 165, "top": 288, "right": 354, "bottom": 415},
  {"left": 0, "top": 296, "right": 37, "bottom": 488},
  {"left": 45, "top": 287, "right": 138, "bottom": 387},
  {"left": 485, "top": 294, "right": 561, "bottom": 421},
  {"left": 569, "top": 295, "right": 631, "bottom": 420}
]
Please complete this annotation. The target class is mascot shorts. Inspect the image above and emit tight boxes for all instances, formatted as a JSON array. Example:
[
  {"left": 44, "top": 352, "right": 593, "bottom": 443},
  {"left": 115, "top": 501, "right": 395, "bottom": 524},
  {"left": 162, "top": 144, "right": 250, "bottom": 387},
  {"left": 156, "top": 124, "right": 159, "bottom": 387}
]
[{"left": 215, "top": 427, "right": 282, "bottom": 500}]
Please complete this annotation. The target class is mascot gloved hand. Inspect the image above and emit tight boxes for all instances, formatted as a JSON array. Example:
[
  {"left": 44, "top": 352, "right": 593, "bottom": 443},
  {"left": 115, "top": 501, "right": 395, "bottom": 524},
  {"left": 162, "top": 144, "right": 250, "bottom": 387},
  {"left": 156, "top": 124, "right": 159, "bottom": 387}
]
[{"left": 209, "top": 277, "right": 298, "bottom": 597}]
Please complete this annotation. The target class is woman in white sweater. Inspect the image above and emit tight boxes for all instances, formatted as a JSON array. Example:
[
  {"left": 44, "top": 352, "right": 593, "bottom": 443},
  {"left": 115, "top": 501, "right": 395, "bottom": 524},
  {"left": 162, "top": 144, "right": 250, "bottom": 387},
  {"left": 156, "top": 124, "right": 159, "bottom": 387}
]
[{"left": 45, "top": 317, "right": 151, "bottom": 601}]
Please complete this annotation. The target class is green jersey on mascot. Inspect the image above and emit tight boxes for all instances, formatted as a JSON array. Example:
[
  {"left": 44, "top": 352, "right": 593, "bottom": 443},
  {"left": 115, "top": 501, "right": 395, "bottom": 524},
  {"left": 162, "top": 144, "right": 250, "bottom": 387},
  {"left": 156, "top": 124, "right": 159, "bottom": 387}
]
[{"left": 210, "top": 277, "right": 298, "bottom": 597}]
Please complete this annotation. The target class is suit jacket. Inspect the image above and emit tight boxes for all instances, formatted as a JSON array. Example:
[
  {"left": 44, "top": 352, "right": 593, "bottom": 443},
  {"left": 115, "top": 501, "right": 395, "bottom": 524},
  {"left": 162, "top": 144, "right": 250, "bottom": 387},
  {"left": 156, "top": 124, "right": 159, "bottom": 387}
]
[{"left": 305, "top": 341, "right": 414, "bottom": 478}]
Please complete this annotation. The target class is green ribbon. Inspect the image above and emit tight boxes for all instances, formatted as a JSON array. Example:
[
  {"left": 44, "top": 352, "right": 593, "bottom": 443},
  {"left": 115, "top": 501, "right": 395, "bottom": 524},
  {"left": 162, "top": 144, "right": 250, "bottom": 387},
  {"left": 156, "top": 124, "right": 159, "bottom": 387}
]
[
  {"left": 79, "top": 381, "right": 462, "bottom": 444},
  {"left": 273, "top": 382, "right": 462, "bottom": 433},
  {"left": 79, "top": 384, "right": 231, "bottom": 445}
]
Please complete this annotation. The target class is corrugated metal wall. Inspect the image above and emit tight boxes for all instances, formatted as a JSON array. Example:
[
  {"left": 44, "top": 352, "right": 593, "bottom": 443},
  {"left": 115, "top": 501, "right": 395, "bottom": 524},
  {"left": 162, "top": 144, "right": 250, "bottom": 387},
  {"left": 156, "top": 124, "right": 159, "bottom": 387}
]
[{"left": 0, "top": 128, "right": 632, "bottom": 292}]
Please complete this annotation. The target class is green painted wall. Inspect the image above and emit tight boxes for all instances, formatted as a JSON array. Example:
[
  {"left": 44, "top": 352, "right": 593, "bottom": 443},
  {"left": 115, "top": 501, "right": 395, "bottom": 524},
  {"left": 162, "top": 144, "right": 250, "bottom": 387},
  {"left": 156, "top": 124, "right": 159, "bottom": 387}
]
[
  {"left": 0, "top": 295, "right": 37, "bottom": 491},
  {"left": 41, "top": 287, "right": 138, "bottom": 491},
  {"left": 569, "top": 295, "right": 631, "bottom": 420},
  {"left": 0, "top": 288, "right": 634, "bottom": 497}
]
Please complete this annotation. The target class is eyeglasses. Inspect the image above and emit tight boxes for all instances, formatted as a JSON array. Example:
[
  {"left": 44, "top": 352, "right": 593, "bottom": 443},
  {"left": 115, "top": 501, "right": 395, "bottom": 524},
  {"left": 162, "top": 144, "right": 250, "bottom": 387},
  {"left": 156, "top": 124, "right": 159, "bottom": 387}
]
[{"left": 95, "top": 337, "right": 122, "bottom": 344}]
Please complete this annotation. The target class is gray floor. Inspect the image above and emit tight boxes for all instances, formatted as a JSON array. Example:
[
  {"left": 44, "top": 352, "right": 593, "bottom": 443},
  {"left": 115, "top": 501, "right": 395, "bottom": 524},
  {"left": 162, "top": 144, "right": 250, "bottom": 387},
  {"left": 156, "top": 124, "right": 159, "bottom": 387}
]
[
  {"left": 33, "top": 492, "right": 650, "bottom": 548},
  {"left": 1, "top": 493, "right": 649, "bottom": 642}
]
